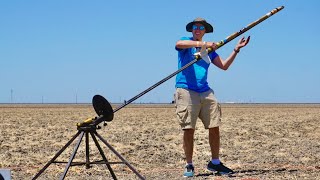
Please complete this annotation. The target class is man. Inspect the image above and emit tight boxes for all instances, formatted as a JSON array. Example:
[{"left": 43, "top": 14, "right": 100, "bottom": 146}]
[{"left": 174, "top": 17, "right": 250, "bottom": 177}]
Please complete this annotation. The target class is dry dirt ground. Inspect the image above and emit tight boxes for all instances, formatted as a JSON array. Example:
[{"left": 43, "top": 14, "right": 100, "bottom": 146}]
[{"left": 0, "top": 103, "right": 319, "bottom": 180}]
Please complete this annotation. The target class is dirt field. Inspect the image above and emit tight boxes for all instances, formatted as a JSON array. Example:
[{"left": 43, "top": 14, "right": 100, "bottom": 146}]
[{"left": 0, "top": 103, "right": 319, "bottom": 180}]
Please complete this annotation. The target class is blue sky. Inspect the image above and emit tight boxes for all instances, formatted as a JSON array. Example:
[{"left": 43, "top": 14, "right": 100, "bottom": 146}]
[{"left": 1, "top": 0, "right": 319, "bottom": 103}]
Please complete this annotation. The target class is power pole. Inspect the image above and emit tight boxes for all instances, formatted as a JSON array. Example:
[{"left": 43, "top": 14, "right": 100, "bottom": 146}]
[{"left": 10, "top": 89, "right": 13, "bottom": 103}]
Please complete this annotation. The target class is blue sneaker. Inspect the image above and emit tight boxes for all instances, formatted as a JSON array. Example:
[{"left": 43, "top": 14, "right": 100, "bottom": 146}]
[
  {"left": 183, "top": 164, "right": 195, "bottom": 177},
  {"left": 207, "top": 161, "right": 234, "bottom": 174}
]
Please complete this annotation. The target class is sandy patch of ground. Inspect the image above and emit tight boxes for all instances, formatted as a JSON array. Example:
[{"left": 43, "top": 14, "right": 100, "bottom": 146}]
[{"left": 0, "top": 104, "right": 319, "bottom": 179}]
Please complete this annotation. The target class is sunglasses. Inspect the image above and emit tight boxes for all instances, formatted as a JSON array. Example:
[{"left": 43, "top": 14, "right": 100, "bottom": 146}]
[{"left": 192, "top": 25, "right": 205, "bottom": 30}]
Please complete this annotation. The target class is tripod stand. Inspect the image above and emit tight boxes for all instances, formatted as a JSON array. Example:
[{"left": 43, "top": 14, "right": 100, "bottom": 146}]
[{"left": 32, "top": 124, "right": 145, "bottom": 180}]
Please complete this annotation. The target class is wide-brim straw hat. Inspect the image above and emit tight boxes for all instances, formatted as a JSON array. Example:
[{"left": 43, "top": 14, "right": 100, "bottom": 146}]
[{"left": 186, "top": 17, "right": 214, "bottom": 33}]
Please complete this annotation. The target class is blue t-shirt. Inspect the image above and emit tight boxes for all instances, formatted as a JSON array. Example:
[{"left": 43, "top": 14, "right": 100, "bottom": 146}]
[{"left": 175, "top": 37, "right": 219, "bottom": 92}]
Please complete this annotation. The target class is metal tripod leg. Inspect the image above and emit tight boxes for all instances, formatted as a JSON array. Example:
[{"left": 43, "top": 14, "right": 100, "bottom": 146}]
[
  {"left": 90, "top": 132, "right": 117, "bottom": 179},
  {"left": 32, "top": 131, "right": 82, "bottom": 180},
  {"left": 59, "top": 131, "right": 85, "bottom": 180},
  {"left": 94, "top": 132, "right": 145, "bottom": 180},
  {"left": 85, "top": 132, "right": 90, "bottom": 169}
]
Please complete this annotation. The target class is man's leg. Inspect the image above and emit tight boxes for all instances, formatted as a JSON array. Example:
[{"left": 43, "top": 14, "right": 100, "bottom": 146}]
[
  {"left": 208, "top": 126, "right": 234, "bottom": 174},
  {"left": 183, "top": 129, "right": 195, "bottom": 163},
  {"left": 209, "top": 127, "right": 220, "bottom": 159},
  {"left": 175, "top": 88, "right": 200, "bottom": 177},
  {"left": 200, "top": 90, "right": 233, "bottom": 174}
]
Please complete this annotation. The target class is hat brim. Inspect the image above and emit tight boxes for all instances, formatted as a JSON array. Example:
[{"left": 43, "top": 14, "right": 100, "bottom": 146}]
[{"left": 186, "top": 21, "right": 214, "bottom": 33}]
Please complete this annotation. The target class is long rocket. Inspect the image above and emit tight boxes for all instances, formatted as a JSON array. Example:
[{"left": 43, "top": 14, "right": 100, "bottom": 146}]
[{"left": 113, "top": 6, "right": 285, "bottom": 113}]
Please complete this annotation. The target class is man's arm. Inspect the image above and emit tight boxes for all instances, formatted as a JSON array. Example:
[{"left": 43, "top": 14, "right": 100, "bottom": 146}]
[
  {"left": 213, "top": 36, "right": 250, "bottom": 70},
  {"left": 212, "top": 51, "right": 238, "bottom": 70},
  {"left": 176, "top": 40, "right": 209, "bottom": 49}
]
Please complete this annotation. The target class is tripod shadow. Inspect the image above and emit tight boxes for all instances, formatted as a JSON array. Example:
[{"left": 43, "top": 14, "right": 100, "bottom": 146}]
[{"left": 196, "top": 168, "right": 298, "bottom": 178}]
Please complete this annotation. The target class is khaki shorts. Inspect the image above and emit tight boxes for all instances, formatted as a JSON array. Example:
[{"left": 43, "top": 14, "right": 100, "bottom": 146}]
[{"left": 174, "top": 88, "right": 222, "bottom": 129}]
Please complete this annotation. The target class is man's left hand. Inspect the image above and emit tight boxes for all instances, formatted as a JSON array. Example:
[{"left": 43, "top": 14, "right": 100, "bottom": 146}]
[{"left": 235, "top": 36, "right": 250, "bottom": 50}]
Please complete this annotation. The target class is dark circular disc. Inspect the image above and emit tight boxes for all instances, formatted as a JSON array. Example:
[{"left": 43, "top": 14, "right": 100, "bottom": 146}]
[{"left": 92, "top": 95, "right": 114, "bottom": 122}]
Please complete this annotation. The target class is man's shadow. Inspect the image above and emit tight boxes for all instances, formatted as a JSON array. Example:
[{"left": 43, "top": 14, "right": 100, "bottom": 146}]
[{"left": 196, "top": 168, "right": 298, "bottom": 178}]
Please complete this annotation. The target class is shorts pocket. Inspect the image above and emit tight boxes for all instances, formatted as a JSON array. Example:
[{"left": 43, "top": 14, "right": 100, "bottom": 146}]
[{"left": 176, "top": 104, "right": 189, "bottom": 124}]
